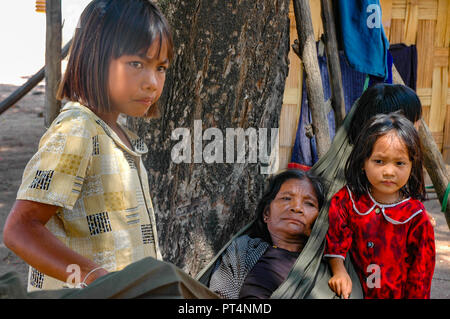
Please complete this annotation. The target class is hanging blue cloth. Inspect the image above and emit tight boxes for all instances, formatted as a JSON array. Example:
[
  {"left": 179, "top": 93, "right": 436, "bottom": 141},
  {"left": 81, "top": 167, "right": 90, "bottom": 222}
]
[
  {"left": 368, "top": 50, "right": 393, "bottom": 87},
  {"left": 335, "top": 0, "right": 390, "bottom": 79}
]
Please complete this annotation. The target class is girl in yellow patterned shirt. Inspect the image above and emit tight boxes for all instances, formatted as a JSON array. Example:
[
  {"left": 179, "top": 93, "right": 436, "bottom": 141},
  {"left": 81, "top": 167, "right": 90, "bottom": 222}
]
[{"left": 3, "top": 0, "right": 173, "bottom": 291}]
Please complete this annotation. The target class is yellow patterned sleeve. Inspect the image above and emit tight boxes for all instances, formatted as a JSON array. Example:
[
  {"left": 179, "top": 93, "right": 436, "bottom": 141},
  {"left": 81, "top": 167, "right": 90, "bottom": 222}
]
[{"left": 16, "top": 114, "right": 94, "bottom": 210}]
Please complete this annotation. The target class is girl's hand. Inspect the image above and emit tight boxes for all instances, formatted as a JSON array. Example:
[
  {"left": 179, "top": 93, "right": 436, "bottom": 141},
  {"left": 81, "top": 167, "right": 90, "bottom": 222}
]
[
  {"left": 83, "top": 267, "right": 109, "bottom": 286},
  {"left": 328, "top": 272, "right": 352, "bottom": 299},
  {"left": 327, "top": 257, "right": 353, "bottom": 299},
  {"left": 3, "top": 200, "right": 108, "bottom": 286}
]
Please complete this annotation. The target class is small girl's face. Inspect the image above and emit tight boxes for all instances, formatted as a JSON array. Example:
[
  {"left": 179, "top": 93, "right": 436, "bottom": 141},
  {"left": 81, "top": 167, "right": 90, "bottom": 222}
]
[
  {"left": 107, "top": 37, "right": 170, "bottom": 118},
  {"left": 363, "top": 131, "right": 412, "bottom": 203}
]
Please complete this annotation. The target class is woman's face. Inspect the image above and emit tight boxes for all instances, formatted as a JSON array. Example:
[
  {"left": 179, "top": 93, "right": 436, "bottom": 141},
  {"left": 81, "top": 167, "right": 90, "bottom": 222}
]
[{"left": 264, "top": 178, "right": 320, "bottom": 244}]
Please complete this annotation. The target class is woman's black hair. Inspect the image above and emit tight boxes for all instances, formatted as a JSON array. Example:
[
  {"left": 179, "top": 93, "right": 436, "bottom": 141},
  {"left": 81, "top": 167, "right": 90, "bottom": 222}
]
[
  {"left": 58, "top": 0, "right": 173, "bottom": 117},
  {"left": 348, "top": 83, "right": 422, "bottom": 144},
  {"left": 248, "top": 169, "right": 325, "bottom": 244},
  {"left": 345, "top": 112, "right": 426, "bottom": 201}
]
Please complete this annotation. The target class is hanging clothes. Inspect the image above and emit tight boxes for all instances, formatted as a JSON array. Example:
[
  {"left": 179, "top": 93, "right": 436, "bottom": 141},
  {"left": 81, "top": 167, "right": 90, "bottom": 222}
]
[
  {"left": 389, "top": 43, "right": 418, "bottom": 90},
  {"left": 334, "top": 0, "right": 390, "bottom": 79}
]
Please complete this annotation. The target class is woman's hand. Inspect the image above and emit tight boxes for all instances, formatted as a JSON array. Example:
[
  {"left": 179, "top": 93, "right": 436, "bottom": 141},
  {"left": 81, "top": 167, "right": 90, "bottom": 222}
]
[{"left": 328, "top": 272, "right": 352, "bottom": 299}]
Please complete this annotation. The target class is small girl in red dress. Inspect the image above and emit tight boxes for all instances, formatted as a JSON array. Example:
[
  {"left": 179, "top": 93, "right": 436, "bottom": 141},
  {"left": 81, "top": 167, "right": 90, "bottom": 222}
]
[{"left": 325, "top": 112, "right": 435, "bottom": 299}]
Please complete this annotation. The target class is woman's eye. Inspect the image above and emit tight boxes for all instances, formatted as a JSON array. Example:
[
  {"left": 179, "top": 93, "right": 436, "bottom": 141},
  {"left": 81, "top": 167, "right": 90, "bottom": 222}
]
[
  {"left": 282, "top": 197, "right": 291, "bottom": 201},
  {"left": 306, "top": 201, "right": 316, "bottom": 207}
]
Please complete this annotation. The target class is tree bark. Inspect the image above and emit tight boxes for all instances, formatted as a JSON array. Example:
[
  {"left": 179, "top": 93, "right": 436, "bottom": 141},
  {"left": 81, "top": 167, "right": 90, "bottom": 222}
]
[{"left": 128, "top": 0, "right": 291, "bottom": 275}]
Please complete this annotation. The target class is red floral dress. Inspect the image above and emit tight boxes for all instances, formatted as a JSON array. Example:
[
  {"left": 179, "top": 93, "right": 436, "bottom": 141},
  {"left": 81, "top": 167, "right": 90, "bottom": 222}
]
[{"left": 325, "top": 186, "right": 435, "bottom": 299}]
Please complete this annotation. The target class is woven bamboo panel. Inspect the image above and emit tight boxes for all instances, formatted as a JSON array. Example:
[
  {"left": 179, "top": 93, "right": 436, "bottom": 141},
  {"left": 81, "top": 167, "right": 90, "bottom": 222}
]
[
  {"left": 381, "top": 0, "right": 394, "bottom": 38},
  {"left": 391, "top": 0, "right": 438, "bottom": 20}
]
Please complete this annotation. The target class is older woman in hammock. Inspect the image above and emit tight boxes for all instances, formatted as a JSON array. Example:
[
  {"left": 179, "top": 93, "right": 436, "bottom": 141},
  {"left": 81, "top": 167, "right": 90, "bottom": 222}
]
[{"left": 208, "top": 169, "right": 329, "bottom": 298}]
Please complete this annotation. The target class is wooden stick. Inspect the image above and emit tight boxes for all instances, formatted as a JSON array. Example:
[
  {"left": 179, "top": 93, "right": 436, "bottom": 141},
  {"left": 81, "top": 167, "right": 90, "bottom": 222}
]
[
  {"left": 393, "top": 66, "right": 450, "bottom": 229},
  {"left": 0, "top": 39, "right": 72, "bottom": 116},
  {"left": 45, "top": 0, "right": 62, "bottom": 127},
  {"left": 320, "top": 0, "right": 346, "bottom": 128},
  {"left": 292, "top": 0, "right": 331, "bottom": 158},
  {"left": 0, "top": 67, "right": 45, "bottom": 116}
]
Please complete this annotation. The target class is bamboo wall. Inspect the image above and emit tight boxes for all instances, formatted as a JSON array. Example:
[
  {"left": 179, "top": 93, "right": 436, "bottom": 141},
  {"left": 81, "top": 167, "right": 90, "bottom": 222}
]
[{"left": 279, "top": 0, "right": 450, "bottom": 169}]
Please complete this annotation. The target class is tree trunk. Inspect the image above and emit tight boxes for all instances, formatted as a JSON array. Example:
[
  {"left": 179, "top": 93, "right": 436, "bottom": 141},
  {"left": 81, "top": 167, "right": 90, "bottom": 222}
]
[{"left": 128, "top": 0, "right": 291, "bottom": 275}]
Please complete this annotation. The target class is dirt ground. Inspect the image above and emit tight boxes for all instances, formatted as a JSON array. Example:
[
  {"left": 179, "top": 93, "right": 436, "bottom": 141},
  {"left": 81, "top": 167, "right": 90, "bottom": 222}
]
[{"left": 0, "top": 82, "right": 449, "bottom": 298}]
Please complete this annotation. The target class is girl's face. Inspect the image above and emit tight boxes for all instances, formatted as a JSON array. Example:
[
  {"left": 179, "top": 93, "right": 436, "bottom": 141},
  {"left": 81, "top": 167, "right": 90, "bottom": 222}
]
[
  {"left": 107, "top": 37, "right": 170, "bottom": 118},
  {"left": 264, "top": 178, "right": 319, "bottom": 244},
  {"left": 363, "top": 131, "right": 412, "bottom": 203}
]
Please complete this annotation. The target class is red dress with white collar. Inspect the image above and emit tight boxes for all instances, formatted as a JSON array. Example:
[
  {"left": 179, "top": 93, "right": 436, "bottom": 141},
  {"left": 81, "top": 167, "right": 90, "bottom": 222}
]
[{"left": 325, "top": 186, "right": 435, "bottom": 299}]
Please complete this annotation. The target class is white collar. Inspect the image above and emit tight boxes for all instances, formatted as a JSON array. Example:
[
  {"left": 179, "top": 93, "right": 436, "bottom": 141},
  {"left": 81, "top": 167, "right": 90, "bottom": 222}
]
[{"left": 346, "top": 186, "right": 423, "bottom": 225}]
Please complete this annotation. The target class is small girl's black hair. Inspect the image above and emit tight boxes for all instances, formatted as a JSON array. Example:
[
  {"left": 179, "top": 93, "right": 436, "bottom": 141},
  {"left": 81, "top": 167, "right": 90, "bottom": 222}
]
[
  {"left": 345, "top": 112, "right": 426, "bottom": 201},
  {"left": 57, "top": 0, "right": 173, "bottom": 116},
  {"left": 348, "top": 83, "right": 422, "bottom": 144},
  {"left": 248, "top": 169, "right": 325, "bottom": 244}
]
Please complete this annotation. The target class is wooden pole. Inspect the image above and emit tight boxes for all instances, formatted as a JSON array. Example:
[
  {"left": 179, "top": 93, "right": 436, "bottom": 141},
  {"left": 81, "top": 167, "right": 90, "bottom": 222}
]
[
  {"left": 393, "top": 66, "right": 450, "bottom": 229},
  {"left": 419, "top": 119, "right": 450, "bottom": 227},
  {"left": 320, "top": 0, "right": 346, "bottom": 128},
  {"left": 0, "top": 39, "right": 72, "bottom": 116},
  {"left": 45, "top": 0, "right": 62, "bottom": 127},
  {"left": 292, "top": 0, "right": 331, "bottom": 158}
]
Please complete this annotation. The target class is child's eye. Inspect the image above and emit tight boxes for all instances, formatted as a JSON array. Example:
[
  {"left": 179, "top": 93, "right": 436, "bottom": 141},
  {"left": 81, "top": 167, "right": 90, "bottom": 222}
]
[
  {"left": 396, "top": 161, "right": 406, "bottom": 166},
  {"left": 373, "top": 159, "right": 383, "bottom": 164},
  {"left": 281, "top": 197, "right": 291, "bottom": 201},
  {"left": 158, "top": 65, "right": 168, "bottom": 73},
  {"left": 129, "top": 61, "right": 143, "bottom": 69}
]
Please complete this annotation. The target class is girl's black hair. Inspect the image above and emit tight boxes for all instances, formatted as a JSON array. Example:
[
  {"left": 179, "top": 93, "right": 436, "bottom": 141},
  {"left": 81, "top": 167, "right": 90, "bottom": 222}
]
[
  {"left": 248, "top": 169, "right": 325, "bottom": 244},
  {"left": 348, "top": 83, "right": 422, "bottom": 144},
  {"left": 58, "top": 0, "right": 173, "bottom": 116},
  {"left": 345, "top": 112, "right": 426, "bottom": 201}
]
